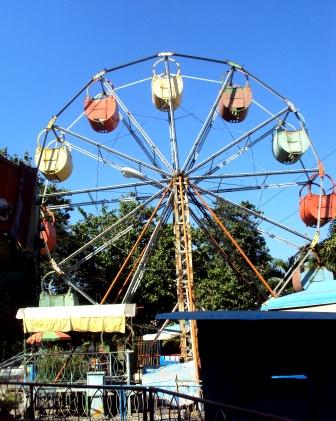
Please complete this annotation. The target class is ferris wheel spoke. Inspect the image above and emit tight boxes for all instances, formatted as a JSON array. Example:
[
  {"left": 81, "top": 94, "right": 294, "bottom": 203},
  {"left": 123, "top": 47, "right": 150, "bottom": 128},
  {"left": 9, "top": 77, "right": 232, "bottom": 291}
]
[
  {"left": 190, "top": 192, "right": 302, "bottom": 253},
  {"left": 54, "top": 125, "right": 171, "bottom": 179},
  {"left": 121, "top": 116, "right": 168, "bottom": 174},
  {"left": 188, "top": 204, "right": 267, "bottom": 303},
  {"left": 203, "top": 181, "right": 306, "bottom": 194},
  {"left": 243, "top": 68, "right": 288, "bottom": 102},
  {"left": 63, "top": 276, "right": 97, "bottom": 304},
  {"left": 190, "top": 168, "right": 319, "bottom": 182},
  {"left": 163, "top": 56, "right": 180, "bottom": 171},
  {"left": 104, "top": 82, "right": 174, "bottom": 172},
  {"left": 46, "top": 195, "right": 155, "bottom": 210},
  {"left": 42, "top": 181, "right": 162, "bottom": 200},
  {"left": 183, "top": 68, "right": 235, "bottom": 172},
  {"left": 256, "top": 227, "right": 302, "bottom": 250},
  {"left": 64, "top": 227, "right": 134, "bottom": 277},
  {"left": 190, "top": 184, "right": 276, "bottom": 297},
  {"left": 57, "top": 187, "right": 169, "bottom": 268},
  {"left": 53, "top": 54, "right": 160, "bottom": 118},
  {"left": 122, "top": 194, "right": 174, "bottom": 303},
  {"left": 295, "top": 112, "right": 322, "bottom": 163},
  {"left": 196, "top": 185, "right": 312, "bottom": 242},
  {"left": 100, "top": 185, "right": 171, "bottom": 304},
  {"left": 69, "top": 142, "right": 168, "bottom": 190},
  {"left": 195, "top": 109, "right": 308, "bottom": 180},
  {"left": 41, "top": 270, "right": 97, "bottom": 304},
  {"left": 193, "top": 128, "right": 276, "bottom": 180},
  {"left": 185, "top": 107, "right": 290, "bottom": 176}
]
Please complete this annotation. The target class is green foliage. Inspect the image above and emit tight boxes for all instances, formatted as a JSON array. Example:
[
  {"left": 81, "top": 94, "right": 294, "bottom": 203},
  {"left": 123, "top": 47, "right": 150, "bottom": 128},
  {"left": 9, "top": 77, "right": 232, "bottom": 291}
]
[
  {"left": 35, "top": 352, "right": 64, "bottom": 382},
  {"left": 0, "top": 147, "right": 32, "bottom": 166},
  {"left": 134, "top": 224, "right": 177, "bottom": 323},
  {"left": 66, "top": 200, "right": 149, "bottom": 303},
  {"left": 192, "top": 199, "right": 279, "bottom": 310},
  {"left": 0, "top": 390, "right": 18, "bottom": 414},
  {"left": 0, "top": 149, "right": 41, "bottom": 360},
  {"left": 195, "top": 264, "right": 255, "bottom": 310},
  {"left": 0, "top": 149, "right": 75, "bottom": 359}
]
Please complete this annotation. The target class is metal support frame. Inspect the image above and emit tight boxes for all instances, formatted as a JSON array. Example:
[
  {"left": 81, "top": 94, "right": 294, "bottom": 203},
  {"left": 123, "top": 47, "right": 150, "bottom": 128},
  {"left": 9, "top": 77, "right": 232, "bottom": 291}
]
[
  {"left": 195, "top": 128, "right": 277, "bottom": 179},
  {"left": 188, "top": 202, "right": 267, "bottom": 303},
  {"left": 189, "top": 168, "right": 319, "bottom": 181},
  {"left": 104, "top": 81, "right": 174, "bottom": 172},
  {"left": 183, "top": 68, "right": 234, "bottom": 172},
  {"left": 101, "top": 185, "right": 171, "bottom": 304},
  {"left": 197, "top": 185, "right": 312, "bottom": 242},
  {"left": 41, "top": 181, "right": 160, "bottom": 198},
  {"left": 164, "top": 56, "right": 180, "bottom": 172},
  {"left": 54, "top": 125, "right": 171, "bottom": 179},
  {"left": 190, "top": 183, "right": 276, "bottom": 297},
  {"left": 173, "top": 176, "right": 200, "bottom": 382},
  {"left": 46, "top": 196, "right": 153, "bottom": 211},
  {"left": 57, "top": 188, "right": 167, "bottom": 268},
  {"left": 204, "top": 182, "right": 307, "bottom": 194},
  {"left": 186, "top": 107, "right": 290, "bottom": 176},
  {"left": 122, "top": 195, "right": 174, "bottom": 303}
]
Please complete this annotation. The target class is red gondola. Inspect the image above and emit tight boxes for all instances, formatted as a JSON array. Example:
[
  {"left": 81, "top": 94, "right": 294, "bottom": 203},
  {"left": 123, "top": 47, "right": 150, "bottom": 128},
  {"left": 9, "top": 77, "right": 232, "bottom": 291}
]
[
  {"left": 218, "top": 83, "right": 252, "bottom": 123},
  {"left": 84, "top": 93, "right": 119, "bottom": 133},
  {"left": 40, "top": 207, "right": 57, "bottom": 255},
  {"left": 299, "top": 174, "right": 336, "bottom": 227}
]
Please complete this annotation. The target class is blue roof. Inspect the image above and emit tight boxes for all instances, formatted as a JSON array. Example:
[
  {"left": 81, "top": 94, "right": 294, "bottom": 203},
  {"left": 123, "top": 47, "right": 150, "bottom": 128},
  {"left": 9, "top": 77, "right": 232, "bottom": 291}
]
[
  {"left": 156, "top": 310, "right": 336, "bottom": 321},
  {"left": 261, "top": 267, "right": 336, "bottom": 311}
]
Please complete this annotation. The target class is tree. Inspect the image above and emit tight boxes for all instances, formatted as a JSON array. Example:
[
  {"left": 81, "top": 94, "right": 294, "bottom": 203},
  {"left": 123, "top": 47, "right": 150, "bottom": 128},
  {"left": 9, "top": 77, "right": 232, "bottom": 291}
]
[
  {"left": 0, "top": 149, "right": 40, "bottom": 359},
  {"left": 134, "top": 223, "right": 177, "bottom": 324},
  {"left": 0, "top": 149, "right": 73, "bottom": 360},
  {"left": 193, "top": 199, "right": 281, "bottom": 310},
  {"left": 45, "top": 197, "right": 283, "bottom": 318},
  {"left": 56, "top": 199, "right": 178, "bottom": 322}
]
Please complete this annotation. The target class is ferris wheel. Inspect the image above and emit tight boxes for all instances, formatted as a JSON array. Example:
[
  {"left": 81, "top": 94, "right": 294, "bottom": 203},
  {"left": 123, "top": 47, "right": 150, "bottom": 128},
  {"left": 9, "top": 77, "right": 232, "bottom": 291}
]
[{"left": 35, "top": 52, "right": 335, "bottom": 379}]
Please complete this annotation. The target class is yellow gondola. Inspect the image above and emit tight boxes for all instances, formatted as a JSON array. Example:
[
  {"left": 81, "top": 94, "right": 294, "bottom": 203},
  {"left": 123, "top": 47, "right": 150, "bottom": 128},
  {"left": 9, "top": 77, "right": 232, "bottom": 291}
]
[
  {"left": 151, "top": 58, "right": 183, "bottom": 111},
  {"left": 35, "top": 133, "right": 73, "bottom": 182}
]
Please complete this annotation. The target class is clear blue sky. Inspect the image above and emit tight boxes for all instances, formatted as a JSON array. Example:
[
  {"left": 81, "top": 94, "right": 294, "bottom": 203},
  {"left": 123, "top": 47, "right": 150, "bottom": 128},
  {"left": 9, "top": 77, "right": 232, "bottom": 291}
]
[{"left": 1, "top": 0, "right": 335, "bottom": 260}]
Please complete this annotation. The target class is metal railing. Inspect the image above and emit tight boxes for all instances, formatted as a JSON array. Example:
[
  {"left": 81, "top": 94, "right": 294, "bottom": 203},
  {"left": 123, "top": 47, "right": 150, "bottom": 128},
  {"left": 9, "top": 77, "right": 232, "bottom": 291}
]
[
  {"left": 0, "top": 350, "right": 134, "bottom": 384},
  {"left": 0, "top": 381, "right": 296, "bottom": 420}
]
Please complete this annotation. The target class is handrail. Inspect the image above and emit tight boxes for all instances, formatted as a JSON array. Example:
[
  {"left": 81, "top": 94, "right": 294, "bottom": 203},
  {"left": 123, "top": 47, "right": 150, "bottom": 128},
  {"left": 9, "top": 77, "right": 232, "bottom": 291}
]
[{"left": 0, "top": 380, "right": 297, "bottom": 420}]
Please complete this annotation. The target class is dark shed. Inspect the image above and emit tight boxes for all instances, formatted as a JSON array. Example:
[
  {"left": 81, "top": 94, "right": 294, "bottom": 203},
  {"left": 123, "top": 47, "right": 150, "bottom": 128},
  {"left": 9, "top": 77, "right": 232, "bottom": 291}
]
[{"left": 157, "top": 311, "right": 336, "bottom": 420}]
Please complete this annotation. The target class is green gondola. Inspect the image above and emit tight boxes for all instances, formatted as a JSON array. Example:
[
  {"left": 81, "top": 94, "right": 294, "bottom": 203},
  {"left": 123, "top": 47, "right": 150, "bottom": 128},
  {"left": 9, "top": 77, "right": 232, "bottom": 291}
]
[{"left": 272, "top": 129, "right": 310, "bottom": 164}]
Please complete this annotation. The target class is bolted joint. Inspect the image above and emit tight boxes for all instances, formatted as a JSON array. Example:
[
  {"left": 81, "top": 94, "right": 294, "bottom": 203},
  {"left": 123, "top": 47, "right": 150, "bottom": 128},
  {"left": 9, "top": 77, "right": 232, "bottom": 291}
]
[
  {"left": 92, "top": 69, "right": 107, "bottom": 81},
  {"left": 227, "top": 60, "right": 243, "bottom": 70},
  {"left": 46, "top": 115, "right": 57, "bottom": 131},
  {"left": 158, "top": 51, "right": 174, "bottom": 57},
  {"left": 285, "top": 99, "right": 298, "bottom": 113}
]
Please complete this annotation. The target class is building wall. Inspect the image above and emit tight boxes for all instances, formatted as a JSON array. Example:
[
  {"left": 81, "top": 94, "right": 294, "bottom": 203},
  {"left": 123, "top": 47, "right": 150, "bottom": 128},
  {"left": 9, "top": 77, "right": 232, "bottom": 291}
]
[{"left": 197, "top": 318, "right": 336, "bottom": 420}]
